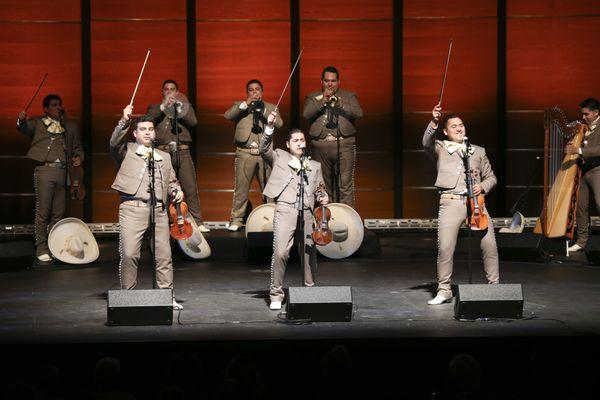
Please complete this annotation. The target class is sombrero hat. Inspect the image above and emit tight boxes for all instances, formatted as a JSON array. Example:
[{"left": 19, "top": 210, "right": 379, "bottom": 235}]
[
  {"left": 177, "top": 217, "right": 211, "bottom": 259},
  {"left": 48, "top": 217, "right": 99, "bottom": 264},
  {"left": 316, "top": 203, "right": 364, "bottom": 259},
  {"left": 245, "top": 203, "right": 276, "bottom": 237}
]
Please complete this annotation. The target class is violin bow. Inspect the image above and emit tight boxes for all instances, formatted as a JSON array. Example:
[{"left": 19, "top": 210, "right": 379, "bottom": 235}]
[
  {"left": 275, "top": 47, "right": 304, "bottom": 111},
  {"left": 129, "top": 48, "right": 151, "bottom": 107},
  {"left": 24, "top": 72, "right": 48, "bottom": 112},
  {"left": 438, "top": 39, "right": 453, "bottom": 107}
]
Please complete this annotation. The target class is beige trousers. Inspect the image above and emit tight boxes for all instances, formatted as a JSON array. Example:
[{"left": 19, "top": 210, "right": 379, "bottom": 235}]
[
  {"left": 230, "top": 148, "right": 270, "bottom": 224},
  {"left": 33, "top": 166, "right": 66, "bottom": 256},
  {"left": 269, "top": 204, "right": 316, "bottom": 302},
  {"left": 171, "top": 148, "right": 203, "bottom": 224},
  {"left": 575, "top": 167, "right": 600, "bottom": 247},
  {"left": 436, "top": 196, "right": 499, "bottom": 298},
  {"left": 311, "top": 136, "right": 356, "bottom": 208},
  {"left": 118, "top": 202, "right": 173, "bottom": 290}
]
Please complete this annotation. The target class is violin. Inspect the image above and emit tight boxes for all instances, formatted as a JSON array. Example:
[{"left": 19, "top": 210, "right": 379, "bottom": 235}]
[
  {"left": 169, "top": 197, "right": 193, "bottom": 240},
  {"left": 463, "top": 139, "right": 489, "bottom": 231},
  {"left": 312, "top": 183, "right": 333, "bottom": 246},
  {"left": 467, "top": 193, "right": 489, "bottom": 231}
]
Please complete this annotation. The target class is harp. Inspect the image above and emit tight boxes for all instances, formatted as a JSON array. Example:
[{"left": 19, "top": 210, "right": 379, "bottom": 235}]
[{"left": 534, "top": 107, "right": 587, "bottom": 239}]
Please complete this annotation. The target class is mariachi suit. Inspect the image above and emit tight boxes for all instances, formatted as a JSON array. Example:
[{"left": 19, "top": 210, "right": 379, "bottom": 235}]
[
  {"left": 575, "top": 117, "right": 600, "bottom": 248},
  {"left": 224, "top": 100, "right": 283, "bottom": 225},
  {"left": 423, "top": 121, "right": 500, "bottom": 298},
  {"left": 17, "top": 116, "right": 84, "bottom": 257},
  {"left": 260, "top": 127, "right": 325, "bottom": 302},
  {"left": 147, "top": 102, "right": 203, "bottom": 225},
  {"left": 110, "top": 119, "right": 180, "bottom": 290},
  {"left": 303, "top": 88, "right": 363, "bottom": 208}
]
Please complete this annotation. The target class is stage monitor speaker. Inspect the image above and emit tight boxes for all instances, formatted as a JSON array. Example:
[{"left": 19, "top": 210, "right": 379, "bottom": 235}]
[
  {"left": 496, "top": 233, "right": 542, "bottom": 262},
  {"left": 287, "top": 286, "right": 353, "bottom": 322},
  {"left": 454, "top": 284, "right": 523, "bottom": 320},
  {"left": 107, "top": 289, "right": 173, "bottom": 326}
]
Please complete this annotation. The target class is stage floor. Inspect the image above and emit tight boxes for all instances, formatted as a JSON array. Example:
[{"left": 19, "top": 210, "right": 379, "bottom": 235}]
[{"left": 1, "top": 232, "right": 599, "bottom": 344}]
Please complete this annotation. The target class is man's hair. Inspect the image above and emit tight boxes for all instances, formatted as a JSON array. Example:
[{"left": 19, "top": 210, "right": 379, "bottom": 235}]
[
  {"left": 246, "top": 79, "right": 263, "bottom": 91},
  {"left": 580, "top": 98, "right": 600, "bottom": 111},
  {"left": 286, "top": 128, "right": 304, "bottom": 142},
  {"left": 43, "top": 94, "right": 62, "bottom": 109},
  {"left": 162, "top": 79, "right": 178, "bottom": 89},
  {"left": 321, "top": 66, "right": 339, "bottom": 80},
  {"left": 134, "top": 114, "right": 155, "bottom": 129},
  {"left": 442, "top": 113, "right": 462, "bottom": 129}
]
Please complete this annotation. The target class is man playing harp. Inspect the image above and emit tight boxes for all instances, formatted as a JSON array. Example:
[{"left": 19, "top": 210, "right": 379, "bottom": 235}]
[{"left": 566, "top": 98, "right": 600, "bottom": 252}]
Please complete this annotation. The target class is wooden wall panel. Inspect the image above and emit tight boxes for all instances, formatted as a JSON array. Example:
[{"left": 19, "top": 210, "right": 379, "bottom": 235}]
[
  {"left": 403, "top": 0, "right": 497, "bottom": 218},
  {"left": 299, "top": 1, "right": 393, "bottom": 219},
  {"left": 0, "top": 2, "right": 81, "bottom": 223},
  {"left": 195, "top": 1, "right": 290, "bottom": 221},
  {"left": 506, "top": 1, "right": 600, "bottom": 219},
  {"left": 90, "top": 1, "right": 187, "bottom": 221}
]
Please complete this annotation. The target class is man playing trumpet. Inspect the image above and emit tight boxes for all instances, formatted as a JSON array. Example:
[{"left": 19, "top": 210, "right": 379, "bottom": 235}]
[
  {"left": 224, "top": 79, "right": 283, "bottom": 232},
  {"left": 147, "top": 79, "right": 209, "bottom": 233},
  {"left": 303, "top": 66, "right": 363, "bottom": 208}
]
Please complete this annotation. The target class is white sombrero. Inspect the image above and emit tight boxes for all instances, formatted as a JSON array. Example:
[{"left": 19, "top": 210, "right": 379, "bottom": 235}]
[
  {"left": 245, "top": 203, "right": 276, "bottom": 237},
  {"left": 48, "top": 217, "right": 99, "bottom": 264},
  {"left": 316, "top": 203, "right": 364, "bottom": 259},
  {"left": 177, "top": 217, "right": 211, "bottom": 259}
]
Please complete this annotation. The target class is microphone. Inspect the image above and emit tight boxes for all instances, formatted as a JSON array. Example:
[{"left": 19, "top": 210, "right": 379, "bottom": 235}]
[{"left": 299, "top": 143, "right": 307, "bottom": 156}]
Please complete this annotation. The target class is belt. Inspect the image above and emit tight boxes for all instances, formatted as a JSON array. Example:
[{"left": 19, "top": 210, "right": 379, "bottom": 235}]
[
  {"left": 237, "top": 146, "right": 260, "bottom": 155},
  {"left": 37, "top": 161, "right": 66, "bottom": 168},
  {"left": 121, "top": 199, "right": 164, "bottom": 208},
  {"left": 440, "top": 193, "right": 466, "bottom": 200},
  {"left": 156, "top": 144, "right": 190, "bottom": 151}
]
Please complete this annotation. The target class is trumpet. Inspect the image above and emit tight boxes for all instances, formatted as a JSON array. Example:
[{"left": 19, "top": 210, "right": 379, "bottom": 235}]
[{"left": 315, "top": 92, "right": 339, "bottom": 107}]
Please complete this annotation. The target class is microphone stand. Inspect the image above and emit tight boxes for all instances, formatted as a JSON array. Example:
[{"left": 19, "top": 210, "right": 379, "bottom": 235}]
[
  {"left": 148, "top": 140, "right": 158, "bottom": 288},
  {"left": 297, "top": 148, "right": 308, "bottom": 283},
  {"left": 172, "top": 103, "right": 181, "bottom": 177},
  {"left": 325, "top": 102, "right": 341, "bottom": 202},
  {"left": 463, "top": 139, "right": 474, "bottom": 284}
]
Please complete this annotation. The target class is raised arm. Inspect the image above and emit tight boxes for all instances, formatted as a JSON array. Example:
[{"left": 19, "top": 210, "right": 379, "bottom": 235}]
[
  {"left": 224, "top": 101, "right": 247, "bottom": 121},
  {"left": 109, "top": 105, "right": 133, "bottom": 164},
  {"left": 339, "top": 92, "right": 363, "bottom": 120},
  {"left": 423, "top": 104, "right": 442, "bottom": 161},
  {"left": 260, "top": 111, "right": 278, "bottom": 165},
  {"left": 16, "top": 111, "right": 36, "bottom": 138},
  {"left": 302, "top": 94, "right": 325, "bottom": 121}
]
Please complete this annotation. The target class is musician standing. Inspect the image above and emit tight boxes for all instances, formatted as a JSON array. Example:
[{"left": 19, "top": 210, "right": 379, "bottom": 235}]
[
  {"left": 260, "top": 112, "right": 328, "bottom": 310},
  {"left": 303, "top": 66, "right": 363, "bottom": 208},
  {"left": 566, "top": 98, "right": 600, "bottom": 252},
  {"left": 110, "top": 105, "right": 183, "bottom": 309},
  {"left": 423, "top": 104, "right": 499, "bottom": 305},
  {"left": 147, "top": 79, "right": 209, "bottom": 233},
  {"left": 17, "top": 95, "right": 84, "bottom": 262},
  {"left": 224, "top": 79, "right": 283, "bottom": 232}
]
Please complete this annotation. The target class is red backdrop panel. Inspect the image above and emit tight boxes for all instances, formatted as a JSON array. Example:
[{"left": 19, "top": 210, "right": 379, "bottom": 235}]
[
  {"left": 90, "top": 1, "right": 187, "bottom": 221},
  {"left": 300, "top": 18, "right": 394, "bottom": 219},
  {"left": 402, "top": 1, "right": 497, "bottom": 218},
  {"left": 0, "top": 3, "right": 81, "bottom": 223},
  {"left": 195, "top": 1, "right": 290, "bottom": 221}
]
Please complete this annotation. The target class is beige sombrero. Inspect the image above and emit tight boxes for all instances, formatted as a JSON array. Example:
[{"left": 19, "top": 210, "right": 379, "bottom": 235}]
[
  {"left": 316, "top": 203, "right": 364, "bottom": 259},
  {"left": 245, "top": 203, "right": 276, "bottom": 237},
  {"left": 177, "top": 217, "right": 211, "bottom": 259},
  {"left": 48, "top": 217, "right": 99, "bottom": 264}
]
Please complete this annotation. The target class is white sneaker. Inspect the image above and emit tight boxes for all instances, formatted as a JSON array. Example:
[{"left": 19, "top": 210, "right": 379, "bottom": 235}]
[
  {"left": 427, "top": 294, "right": 452, "bottom": 305},
  {"left": 227, "top": 222, "right": 241, "bottom": 232},
  {"left": 37, "top": 254, "right": 51, "bottom": 262},
  {"left": 198, "top": 224, "right": 211, "bottom": 233},
  {"left": 172, "top": 299, "right": 183, "bottom": 310},
  {"left": 269, "top": 301, "right": 282, "bottom": 310},
  {"left": 568, "top": 244, "right": 583, "bottom": 253}
]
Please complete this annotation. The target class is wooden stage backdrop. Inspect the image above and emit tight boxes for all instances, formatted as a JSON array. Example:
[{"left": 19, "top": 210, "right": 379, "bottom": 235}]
[{"left": 1, "top": 0, "right": 599, "bottom": 223}]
